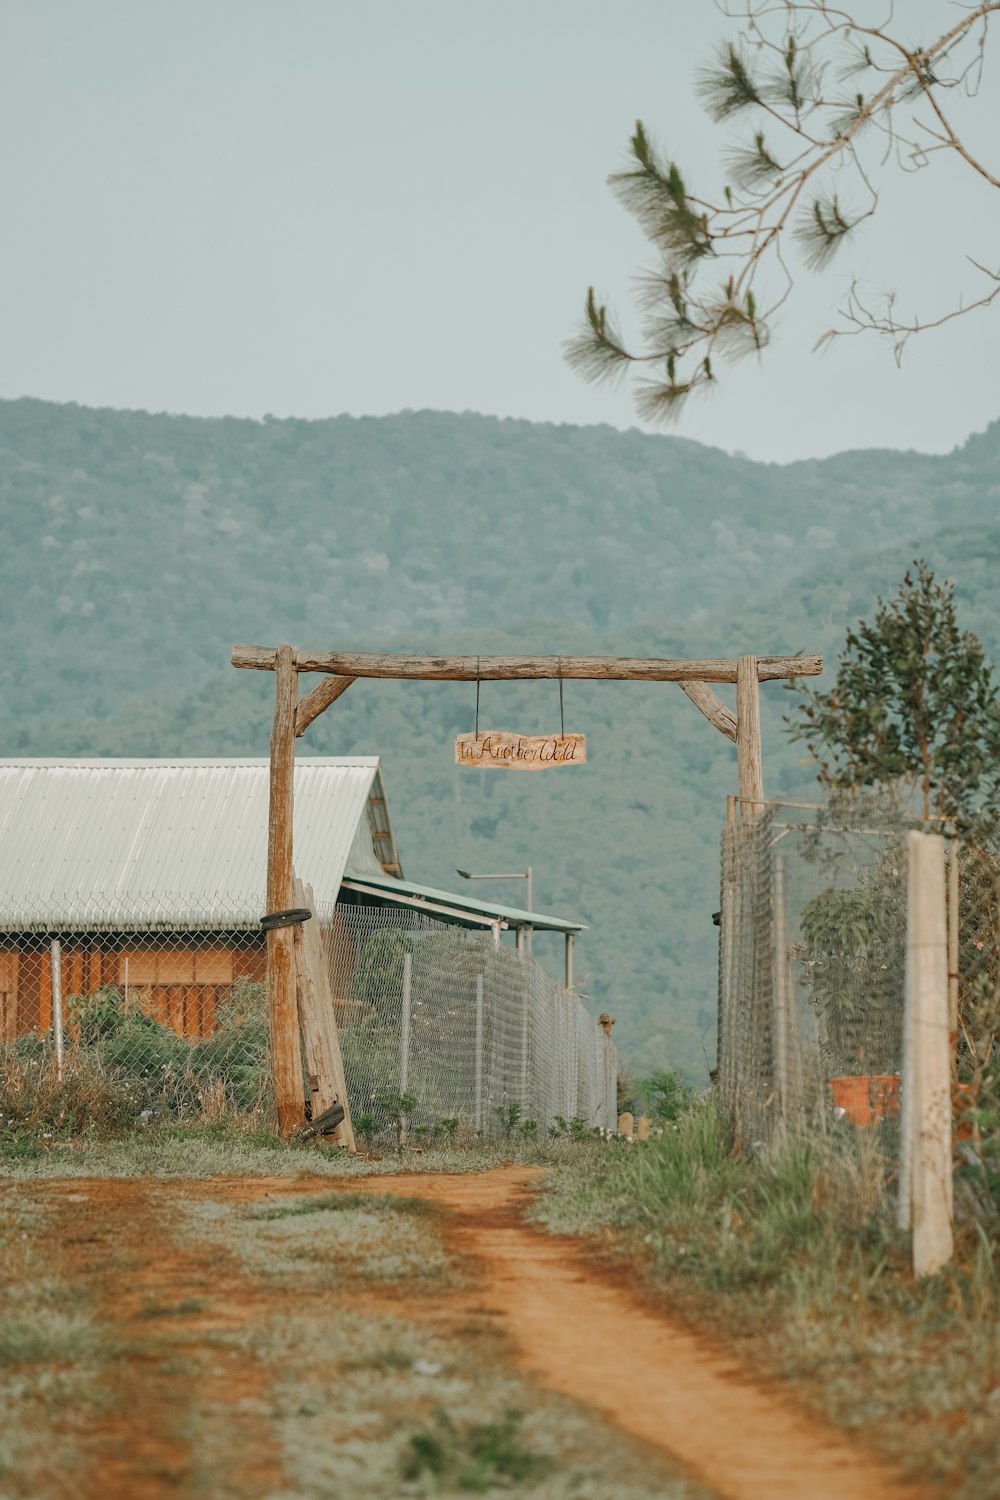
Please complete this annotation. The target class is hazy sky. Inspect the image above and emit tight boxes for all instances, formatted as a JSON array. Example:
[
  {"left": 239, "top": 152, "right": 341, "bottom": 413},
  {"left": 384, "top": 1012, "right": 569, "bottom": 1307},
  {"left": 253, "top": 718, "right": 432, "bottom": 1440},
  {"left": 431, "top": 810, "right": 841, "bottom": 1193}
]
[{"left": 3, "top": 0, "right": 998, "bottom": 462}]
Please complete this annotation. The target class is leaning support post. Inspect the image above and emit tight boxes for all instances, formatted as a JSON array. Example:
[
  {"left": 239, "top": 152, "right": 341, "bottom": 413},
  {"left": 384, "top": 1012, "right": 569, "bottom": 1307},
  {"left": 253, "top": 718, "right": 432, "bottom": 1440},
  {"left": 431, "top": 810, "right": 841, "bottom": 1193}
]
[
  {"left": 736, "top": 656, "right": 764, "bottom": 815},
  {"left": 50, "top": 938, "right": 64, "bottom": 1082},
  {"left": 267, "top": 645, "right": 305, "bottom": 1137},
  {"left": 899, "top": 830, "right": 954, "bottom": 1276}
]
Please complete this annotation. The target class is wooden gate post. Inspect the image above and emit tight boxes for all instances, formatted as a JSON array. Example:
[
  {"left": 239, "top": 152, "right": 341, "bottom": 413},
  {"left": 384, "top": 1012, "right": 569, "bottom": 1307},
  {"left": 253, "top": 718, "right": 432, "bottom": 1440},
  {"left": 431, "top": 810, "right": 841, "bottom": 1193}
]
[
  {"left": 736, "top": 656, "right": 764, "bottom": 815},
  {"left": 267, "top": 644, "right": 305, "bottom": 1136}
]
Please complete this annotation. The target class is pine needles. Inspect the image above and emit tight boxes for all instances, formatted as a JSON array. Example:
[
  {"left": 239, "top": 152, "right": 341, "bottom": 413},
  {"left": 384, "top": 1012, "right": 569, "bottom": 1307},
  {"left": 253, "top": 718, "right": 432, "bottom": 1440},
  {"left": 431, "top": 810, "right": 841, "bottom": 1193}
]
[{"left": 566, "top": 3, "right": 1000, "bottom": 422}]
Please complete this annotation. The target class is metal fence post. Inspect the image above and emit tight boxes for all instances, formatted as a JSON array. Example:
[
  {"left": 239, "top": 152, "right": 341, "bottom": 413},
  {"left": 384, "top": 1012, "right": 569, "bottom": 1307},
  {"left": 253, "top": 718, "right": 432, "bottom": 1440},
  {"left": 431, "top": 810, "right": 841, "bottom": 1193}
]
[
  {"left": 399, "top": 951, "right": 412, "bottom": 1095},
  {"left": 399, "top": 950, "right": 412, "bottom": 1140},
  {"left": 475, "top": 972, "right": 484, "bottom": 1133},
  {"left": 520, "top": 977, "right": 530, "bottom": 1112},
  {"left": 772, "top": 853, "right": 802, "bottom": 1123},
  {"left": 50, "top": 939, "right": 64, "bottom": 1081}
]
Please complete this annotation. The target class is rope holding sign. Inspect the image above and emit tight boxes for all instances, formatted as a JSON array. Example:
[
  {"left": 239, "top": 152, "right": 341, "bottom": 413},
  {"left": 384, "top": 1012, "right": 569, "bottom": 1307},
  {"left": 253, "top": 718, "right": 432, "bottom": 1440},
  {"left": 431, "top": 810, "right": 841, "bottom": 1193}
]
[{"left": 455, "top": 651, "right": 586, "bottom": 770}]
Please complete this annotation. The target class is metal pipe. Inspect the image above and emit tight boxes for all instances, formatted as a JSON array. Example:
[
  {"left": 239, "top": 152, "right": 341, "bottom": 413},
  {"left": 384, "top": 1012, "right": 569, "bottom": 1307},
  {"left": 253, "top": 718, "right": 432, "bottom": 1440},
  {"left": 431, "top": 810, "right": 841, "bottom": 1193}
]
[
  {"left": 399, "top": 952, "right": 412, "bottom": 1095},
  {"left": 474, "top": 974, "right": 484, "bottom": 1133},
  {"left": 398, "top": 951, "right": 412, "bottom": 1143},
  {"left": 565, "top": 933, "right": 574, "bottom": 990},
  {"left": 50, "top": 939, "right": 64, "bottom": 1081}
]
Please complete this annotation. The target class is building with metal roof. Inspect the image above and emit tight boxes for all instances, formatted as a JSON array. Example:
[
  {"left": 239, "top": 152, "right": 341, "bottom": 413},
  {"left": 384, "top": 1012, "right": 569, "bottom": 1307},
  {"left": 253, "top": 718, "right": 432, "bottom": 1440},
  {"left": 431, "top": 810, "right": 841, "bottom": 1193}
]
[
  {"left": 0, "top": 757, "right": 584, "bottom": 939},
  {"left": 0, "top": 759, "right": 586, "bottom": 1044}
]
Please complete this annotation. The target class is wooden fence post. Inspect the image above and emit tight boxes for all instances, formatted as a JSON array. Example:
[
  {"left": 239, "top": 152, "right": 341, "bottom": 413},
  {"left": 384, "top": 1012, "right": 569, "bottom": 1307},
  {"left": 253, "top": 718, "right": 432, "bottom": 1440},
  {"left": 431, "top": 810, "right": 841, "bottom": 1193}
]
[
  {"left": 267, "top": 645, "right": 305, "bottom": 1137},
  {"left": 899, "top": 830, "right": 953, "bottom": 1276},
  {"left": 736, "top": 656, "right": 764, "bottom": 815}
]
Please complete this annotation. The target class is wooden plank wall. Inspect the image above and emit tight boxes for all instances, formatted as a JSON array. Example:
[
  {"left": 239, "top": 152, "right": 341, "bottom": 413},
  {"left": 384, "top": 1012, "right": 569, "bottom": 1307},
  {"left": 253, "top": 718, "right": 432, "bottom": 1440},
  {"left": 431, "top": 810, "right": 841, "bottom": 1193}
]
[{"left": 0, "top": 935, "right": 267, "bottom": 1041}]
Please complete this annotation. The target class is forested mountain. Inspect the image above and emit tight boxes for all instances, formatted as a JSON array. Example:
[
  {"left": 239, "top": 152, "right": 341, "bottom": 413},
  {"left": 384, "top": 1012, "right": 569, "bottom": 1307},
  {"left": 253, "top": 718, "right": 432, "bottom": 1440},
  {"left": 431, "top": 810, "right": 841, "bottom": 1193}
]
[{"left": 3, "top": 397, "right": 999, "bottom": 1077}]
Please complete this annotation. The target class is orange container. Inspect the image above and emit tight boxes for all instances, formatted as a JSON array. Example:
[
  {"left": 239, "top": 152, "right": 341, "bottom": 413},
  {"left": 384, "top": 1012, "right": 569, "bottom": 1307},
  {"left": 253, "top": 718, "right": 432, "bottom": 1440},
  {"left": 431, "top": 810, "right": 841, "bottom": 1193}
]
[{"left": 829, "top": 1073, "right": 900, "bottom": 1125}]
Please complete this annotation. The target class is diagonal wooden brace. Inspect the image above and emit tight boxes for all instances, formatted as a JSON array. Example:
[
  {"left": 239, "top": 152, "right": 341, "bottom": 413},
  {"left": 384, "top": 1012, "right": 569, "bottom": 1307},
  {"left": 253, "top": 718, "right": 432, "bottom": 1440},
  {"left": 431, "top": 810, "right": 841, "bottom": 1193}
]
[
  {"left": 295, "top": 675, "right": 356, "bottom": 737},
  {"left": 678, "top": 681, "right": 737, "bottom": 742}
]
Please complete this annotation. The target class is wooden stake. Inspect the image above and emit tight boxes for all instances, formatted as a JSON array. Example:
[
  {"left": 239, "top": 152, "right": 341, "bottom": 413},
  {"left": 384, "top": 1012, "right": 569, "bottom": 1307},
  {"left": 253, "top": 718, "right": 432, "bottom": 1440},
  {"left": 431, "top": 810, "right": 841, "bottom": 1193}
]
[
  {"left": 267, "top": 644, "right": 304, "bottom": 1137},
  {"left": 736, "top": 656, "right": 764, "bottom": 814}
]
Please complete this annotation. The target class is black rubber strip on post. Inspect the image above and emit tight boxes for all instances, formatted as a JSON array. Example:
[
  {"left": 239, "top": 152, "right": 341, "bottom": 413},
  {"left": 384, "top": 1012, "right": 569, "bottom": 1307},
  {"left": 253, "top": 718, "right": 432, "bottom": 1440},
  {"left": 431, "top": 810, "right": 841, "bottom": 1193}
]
[{"left": 260, "top": 907, "right": 313, "bottom": 931}]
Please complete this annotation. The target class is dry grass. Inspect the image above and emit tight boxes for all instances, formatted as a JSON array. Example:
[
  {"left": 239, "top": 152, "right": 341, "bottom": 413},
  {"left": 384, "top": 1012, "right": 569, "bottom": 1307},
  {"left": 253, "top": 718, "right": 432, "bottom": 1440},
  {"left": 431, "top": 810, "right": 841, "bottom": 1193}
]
[
  {"left": 535, "top": 1102, "right": 1000, "bottom": 1498},
  {"left": 0, "top": 1119, "right": 593, "bottom": 1182},
  {"left": 0, "top": 1197, "right": 116, "bottom": 1497}
]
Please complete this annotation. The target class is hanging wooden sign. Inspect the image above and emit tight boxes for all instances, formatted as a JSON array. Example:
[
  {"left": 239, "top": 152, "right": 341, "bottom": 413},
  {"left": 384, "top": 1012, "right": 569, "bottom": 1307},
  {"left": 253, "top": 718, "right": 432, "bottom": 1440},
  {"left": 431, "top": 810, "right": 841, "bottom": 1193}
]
[{"left": 455, "top": 731, "right": 586, "bottom": 770}]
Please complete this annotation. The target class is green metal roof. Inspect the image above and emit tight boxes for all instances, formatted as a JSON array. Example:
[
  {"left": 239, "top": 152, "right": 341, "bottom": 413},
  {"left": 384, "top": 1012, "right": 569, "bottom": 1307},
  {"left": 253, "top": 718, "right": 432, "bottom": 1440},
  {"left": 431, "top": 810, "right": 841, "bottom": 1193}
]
[{"left": 340, "top": 873, "right": 586, "bottom": 934}]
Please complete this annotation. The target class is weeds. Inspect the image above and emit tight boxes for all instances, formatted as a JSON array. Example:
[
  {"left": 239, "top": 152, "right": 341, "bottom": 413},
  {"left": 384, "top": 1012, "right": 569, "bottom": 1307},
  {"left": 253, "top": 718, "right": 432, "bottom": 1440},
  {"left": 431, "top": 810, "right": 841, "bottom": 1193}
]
[
  {"left": 252, "top": 1190, "right": 431, "bottom": 1221},
  {"left": 1, "top": 983, "right": 271, "bottom": 1140},
  {"left": 403, "top": 1407, "right": 551, "bottom": 1492},
  {"left": 137, "top": 1299, "right": 205, "bottom": 1320}
]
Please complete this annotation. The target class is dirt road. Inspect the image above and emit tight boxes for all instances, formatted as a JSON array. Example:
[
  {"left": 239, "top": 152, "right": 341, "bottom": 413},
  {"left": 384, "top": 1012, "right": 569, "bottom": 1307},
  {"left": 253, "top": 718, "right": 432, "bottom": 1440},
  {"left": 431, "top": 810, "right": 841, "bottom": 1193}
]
[
  {"left": 10, "top": 1165, "right": 928, "bottom": 1500},
  {"left": 356, "top": 1166, "right": 926, "bottom": 1500}
]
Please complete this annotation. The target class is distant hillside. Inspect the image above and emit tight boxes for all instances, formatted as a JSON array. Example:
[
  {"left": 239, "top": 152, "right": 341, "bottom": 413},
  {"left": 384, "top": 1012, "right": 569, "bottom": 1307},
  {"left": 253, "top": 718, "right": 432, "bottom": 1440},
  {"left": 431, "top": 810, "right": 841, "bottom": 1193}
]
[
  {"left": 5, "top": 396, "right": 998, "bottom": 721},
  {"left": 3, "top": 397, "right": 999, "bottom": 1077}
]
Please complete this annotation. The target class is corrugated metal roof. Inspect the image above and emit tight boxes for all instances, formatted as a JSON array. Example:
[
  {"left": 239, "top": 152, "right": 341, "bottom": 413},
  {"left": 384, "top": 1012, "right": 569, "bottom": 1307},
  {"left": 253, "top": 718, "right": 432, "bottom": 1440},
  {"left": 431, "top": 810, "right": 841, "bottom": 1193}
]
[
  {"left": 0, "top": 758, "right": 394, "bottom": 931},
  {"left": 341, "top": 874, "right": 586, "bottom": 934}
]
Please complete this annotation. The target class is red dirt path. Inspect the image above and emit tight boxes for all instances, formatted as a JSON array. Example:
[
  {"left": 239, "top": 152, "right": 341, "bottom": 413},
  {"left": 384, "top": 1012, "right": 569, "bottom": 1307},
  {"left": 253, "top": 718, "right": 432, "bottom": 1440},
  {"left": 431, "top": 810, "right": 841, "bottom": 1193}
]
[{"left": 26, "top": 1165, "right": 929, "bottom": 1500}]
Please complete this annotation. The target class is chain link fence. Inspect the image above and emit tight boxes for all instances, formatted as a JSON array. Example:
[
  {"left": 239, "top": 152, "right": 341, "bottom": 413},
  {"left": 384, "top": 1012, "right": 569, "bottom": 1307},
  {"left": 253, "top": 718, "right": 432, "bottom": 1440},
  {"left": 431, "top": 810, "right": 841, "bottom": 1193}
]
[
  {"left": 326, "top": 901, "right": 617, "bottom": 1142},
  {"left": 0, "top": 895, "right": 619, "bottom": 1141},
  {"left": 719, "top": 799, "right": 920, "bottom": 1156},
  {"left": 718, "top": 794, "right": 999, "bottom": 1184}
]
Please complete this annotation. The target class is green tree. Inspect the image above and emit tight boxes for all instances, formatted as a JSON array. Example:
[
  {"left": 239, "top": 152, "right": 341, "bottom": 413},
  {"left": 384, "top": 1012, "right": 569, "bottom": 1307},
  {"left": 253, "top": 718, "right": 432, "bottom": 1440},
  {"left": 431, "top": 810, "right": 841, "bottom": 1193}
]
[
  {"left": 568, "top": 3, "right": 1000, "bottom": 419},
  {"left": 788, "top": 562, "right": 1000, "bottom": 824}
]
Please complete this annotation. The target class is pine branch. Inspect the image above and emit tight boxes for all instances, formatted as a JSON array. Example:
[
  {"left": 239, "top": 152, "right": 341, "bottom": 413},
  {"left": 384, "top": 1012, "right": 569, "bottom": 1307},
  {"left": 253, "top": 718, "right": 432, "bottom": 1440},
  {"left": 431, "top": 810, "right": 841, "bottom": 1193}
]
[
  {"left": 568, "top": 3, "right": 1000, "bottom": 422},
  {"left": 696, "top": 43, "right": 764, "bottom": 120},
  {"left": 795, "top": 194, "right": 858, "bottom": 268},
  {"left": 564, "top": 288, "right": 634, "bottom": 386},
  {"left": 610, "top": 124, "right": 713, "bottom": 264},
  {"left": 724, "top": 132, "right": 786, "bottom": 189}
]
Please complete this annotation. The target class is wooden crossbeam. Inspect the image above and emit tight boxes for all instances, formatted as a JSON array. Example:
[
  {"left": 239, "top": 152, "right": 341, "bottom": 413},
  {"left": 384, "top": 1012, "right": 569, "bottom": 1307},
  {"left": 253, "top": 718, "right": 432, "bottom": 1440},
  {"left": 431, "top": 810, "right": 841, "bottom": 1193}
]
[{"left": 234, "top": 645, "right": 822, "bottom": 684}]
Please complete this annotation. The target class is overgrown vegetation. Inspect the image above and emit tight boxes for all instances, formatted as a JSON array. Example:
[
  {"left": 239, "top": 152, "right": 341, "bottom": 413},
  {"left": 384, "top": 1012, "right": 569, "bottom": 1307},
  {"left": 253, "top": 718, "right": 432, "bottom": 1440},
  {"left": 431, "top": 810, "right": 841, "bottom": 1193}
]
[
  {"left": 537, "top": 1101, "right": 1000, "bottom": 1495},
  {"left": 0, "top": 982, "right": 270, "bottom": 1141}
]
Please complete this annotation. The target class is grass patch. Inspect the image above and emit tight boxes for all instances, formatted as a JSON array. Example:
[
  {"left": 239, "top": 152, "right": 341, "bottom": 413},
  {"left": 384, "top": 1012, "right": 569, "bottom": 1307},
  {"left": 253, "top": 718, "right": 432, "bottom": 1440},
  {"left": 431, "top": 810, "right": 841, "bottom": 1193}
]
[
  {"left": 0, "top": 1310, "right": 101, "bottom": 1366},
  {"left": 137, "top": 1298, "right": 206, "bottom": 1320},
  {"left": 0, "top": 1126, "right": 593, "bottom": 1181},
  {"left": 185, "top": 1194, "right": 459, "bottom": 1288},
  {"left": 403, "top": 1407, "right": 551, "bottom": 1492},
  {"left": 252, "top": 1190, "right": 432, "bottom": 1221}
]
